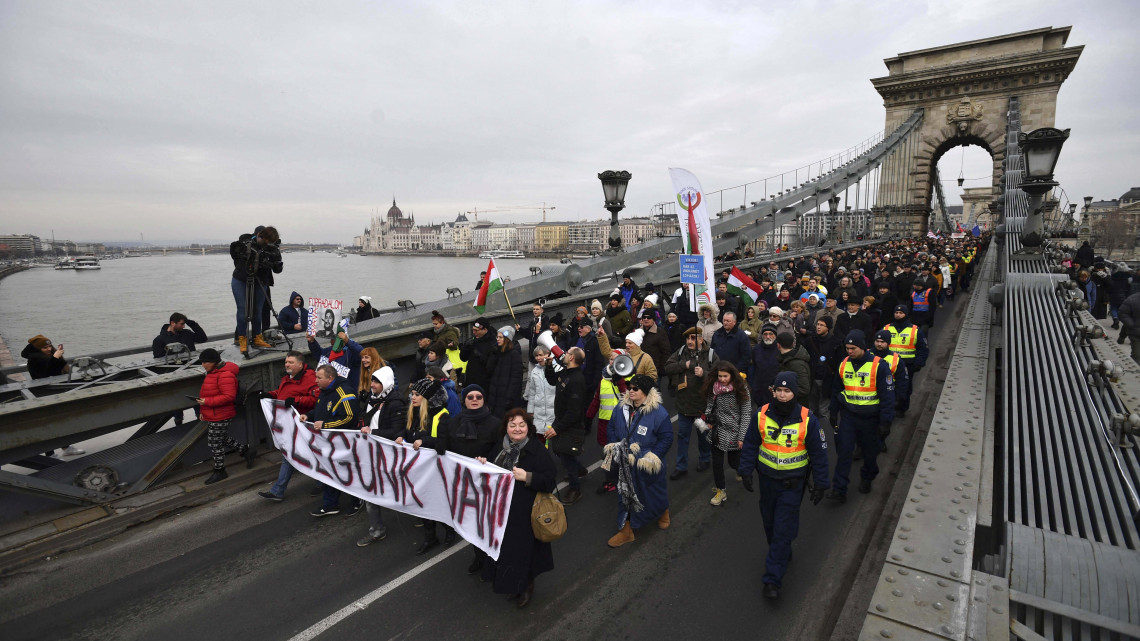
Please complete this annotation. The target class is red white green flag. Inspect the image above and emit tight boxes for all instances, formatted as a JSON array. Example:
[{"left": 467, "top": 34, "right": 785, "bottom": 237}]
[
  {"left": 726, "top": 266, "right": 762, "bottom": 307},
  {"left": 473, "top": 258, "right": 504, "bottom": 313}
]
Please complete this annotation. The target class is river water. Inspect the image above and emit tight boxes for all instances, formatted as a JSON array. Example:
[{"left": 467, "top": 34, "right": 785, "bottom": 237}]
[{"left": 0, "top": 253, "right": 536, "bottom": 356}]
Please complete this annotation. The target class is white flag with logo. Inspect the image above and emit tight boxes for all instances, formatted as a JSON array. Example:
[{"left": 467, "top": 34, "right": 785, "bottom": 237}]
[{"left": 669, "top": 168, "right": 716, "bottom": 313}]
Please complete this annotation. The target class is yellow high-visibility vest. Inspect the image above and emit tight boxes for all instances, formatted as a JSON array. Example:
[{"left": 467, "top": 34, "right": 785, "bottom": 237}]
[
  {"left": 756, "top": 404, "right": 810, "bottom": 472},
  {"left": 840, "top": 356, "right": 881, "bottom": 405},
  {"left": 885, "top": 324, "right": 918, "bottom": 359}
]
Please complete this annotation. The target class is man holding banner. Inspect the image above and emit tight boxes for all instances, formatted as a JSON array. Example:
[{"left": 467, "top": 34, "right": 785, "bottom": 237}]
[{"left": 306, "top": 365, "right": 363, "bottom": 517}]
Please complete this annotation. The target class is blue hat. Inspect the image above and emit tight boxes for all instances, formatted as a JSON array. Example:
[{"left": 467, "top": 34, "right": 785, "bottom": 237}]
[
  {"left": 845, "top": 329, "right": 867, "bottom": 349},
  {"left": 462, "top": 384, "right": 486, "bottom": 401},
  {"left": 773, "top": 370, "right": 798, "bottom": 392},
  {"left": 874, "top": 329, "right": 893, "bottom": 344}
]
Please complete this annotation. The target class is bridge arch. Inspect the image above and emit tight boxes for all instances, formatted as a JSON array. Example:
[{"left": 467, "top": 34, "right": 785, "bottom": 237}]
[{"left": 869, "top": 26, "right": 1083, "bottom": 235}]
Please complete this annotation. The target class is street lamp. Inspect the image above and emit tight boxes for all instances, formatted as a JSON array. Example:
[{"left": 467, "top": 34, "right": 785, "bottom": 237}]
[
  {"left": 1017, "top": 127, "right": 1070, "bottom": 248},
  {"left": 598, "top": 170, "right": 632, "bottom": 251},
  {"left": 827, "top": 195, "right": 840, "bottom": 244}
]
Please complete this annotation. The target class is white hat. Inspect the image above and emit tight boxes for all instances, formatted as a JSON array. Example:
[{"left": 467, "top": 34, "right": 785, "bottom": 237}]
[
  {"left": 359, "top": 295, "right": 372, "bottom": 304},
  {"left": 768, "top": 306, "right": 785, "bottom": 317},
  {"left": 626, "top": 329, "right": 645, "bottom": 347},
  {"left": 644, "top": 293, "right": 659, "bottom": 307}
]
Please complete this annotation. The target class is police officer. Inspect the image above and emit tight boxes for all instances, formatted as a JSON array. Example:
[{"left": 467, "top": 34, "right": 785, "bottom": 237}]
[
  {"left": 738, "top": 370, "right": 829, "bottom": 600},
  {"left": 883, "top": 304, "right": 928, "bottom": 416},
  {"left": 827, "top": 330, "right": 894, "bottom": 502},
  {"left": 870, "top": 329, "right": 909, "bottom": 447},
  {"left": 910, "top": 279, "right": 935, "bottom": 331}
]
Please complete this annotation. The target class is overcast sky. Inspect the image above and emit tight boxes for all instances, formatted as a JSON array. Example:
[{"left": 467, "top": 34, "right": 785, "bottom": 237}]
[{"left": 0, "top": 0, "right": 1135, "bottom": 244}]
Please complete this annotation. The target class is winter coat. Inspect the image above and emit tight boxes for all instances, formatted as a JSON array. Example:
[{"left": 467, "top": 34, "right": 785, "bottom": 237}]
[
  {"left": 750, "top": 342, "right": 780, "bottom": 407},
  {"left": 307, "top": 337, "right": 363, "bottom": 389},
  {"left": 573, "top": 330, "right": 605, "bottom": 393},
  {"left": 606, "top": 305, "right": 633, "bottom": 338},
  {"left": 441, "top": 379, "right": 461, "bottom": 416},
  {"left": 673, "top": 289, "right": 699, "bottom": 327},
  {"left": 199, "top": 361, "right": 239, "bottom": 422},
  {"left": 151, "top": 320, "right": 208, "bottom": 358},
  {"left": 740, "top": 307, "right": 764, "bottom": 346},
  {"left": 703, "top": 385, "right": 752, "bottom": 451},
  {"left": 278, "top": 291, "right": 308, "bottom": 334},
  {"left": 486, "top": 341, "right": 524, "bottom": 417},
  {"left": 804, "top": 330, "right": 842, "bottom": 383},
  {"left": 596, "top": 331, "right": 658, "bottom": 379},
  {"left": 638, "top": 324, "right": 673, "bottom": 375},
  {"left": 269, "top": 364, "right": 319, "bottom": 414},
  {"left": 590, "top": 313, "right": 613, "bottom": 338},
  {"left": 361, "top": 393, "right": 408, "bottom": 441},
  {"left": 710, "top": 325, "right": 752, "bottom": 376},
  {"left": 1110, "top": 272, "right": 1132, "bottom": 308},
  {"left": 777, "top": 345, "right": 813, "bottom": 406},
  {"left": 606, "top": 387, "right": 673, "bottom": 528},
  {"left": 738, "top": 401, "right": 829, "bottom": 485},
  {"left": 433, "top": 323, "right": 460, "bottom": 349},
  {"left": 546, "top": 364, "right": 587, "bottom": 455},
  {"left": 525, "top": 362, "right": 557, "bottom": 431},
  {"left": 424, "top": 407, "right": 500, "bottom": 459},
  {"left": 1120, "top": 292, "right": 1140, "bottom": 337},
  {"left": 229, "top": 233, "right": 283, "bottom": 283},
  {"left": 21, "top": 344, "right": 66, "bottom": 380},
  {"left": 620, "top": 281, "right": 638, "bottom": 310},
  {"left": 696, "top": 306, "right": 722, "bottom": 345},
  {"left": 459, "top": 331, "right": 497, "bottom": 391},
  {"left": 356, "top": 303, "right": 381, "bottom": 322},
  {"left": 1076, "top": 242, "right": 1095, "bottom": 267},
  {"left": 664, "top": 343, "right": 718, "bottom": 416},
  {"left": 482, "top": 436, "right": 556, "bottom": 594},
  {"left": 310, "top": 376, "right": 359, "bottom": 430},
  {"left": 834, "top": 310, "right": 873, "bottom": 344},
  {"left": 663, "top": 320, "right": 685, "bottom": 352}
]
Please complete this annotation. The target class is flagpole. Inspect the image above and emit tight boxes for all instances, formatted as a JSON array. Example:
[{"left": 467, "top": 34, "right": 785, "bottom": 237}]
[{"left": 501, "top": 286, "right": 518, "bottom": 325}]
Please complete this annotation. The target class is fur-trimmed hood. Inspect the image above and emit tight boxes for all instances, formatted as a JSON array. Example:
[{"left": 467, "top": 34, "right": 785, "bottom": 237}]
[{"left": 618, "top": 386, "right": 663, "bottom": 412}]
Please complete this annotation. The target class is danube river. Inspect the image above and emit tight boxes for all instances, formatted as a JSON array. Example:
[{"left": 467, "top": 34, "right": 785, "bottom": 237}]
[{"left": 0, "top": 253, "right": 536, "bottom": 355}]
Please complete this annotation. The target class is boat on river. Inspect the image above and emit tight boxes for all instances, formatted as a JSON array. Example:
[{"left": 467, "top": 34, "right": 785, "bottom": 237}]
[
  {"left": 478, "top": 250, "right": 525, "bottom": 259},
  {"left": 74, "top": 255, "right": 101, "bottom": 270},
  {"left": 54, "top": 257, "right": 75, "bottom": 270}
]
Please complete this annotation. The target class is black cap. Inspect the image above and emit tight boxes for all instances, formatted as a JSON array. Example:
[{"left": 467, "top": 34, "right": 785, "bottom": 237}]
[
  {"left": 776, "top": 332, "right": 795, "bottom": 349},
  {"left": 773, "top": 370, "right": 798, "bottom": 392},
  {"left": 628, "top": 373, "right": 656, "bottom": 392},
  {"left": 874, "top": 329, "right": 893, "bottom": 343},
  {"left": 197, "top": 348, "right": 222, "bottom": 364},
  {"left": 894, "top": 304, "right": 909, "bottom": 315},
  {"left": 845, "top": 330, "right": 867, "bottom": 349}
]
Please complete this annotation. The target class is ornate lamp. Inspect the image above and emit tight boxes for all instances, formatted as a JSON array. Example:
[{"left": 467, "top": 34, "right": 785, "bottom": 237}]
[
  {"left": 1017, "top": 127, "right": 1070, "bottom": 248},
  {"left": 598, "top": 170, "right": 632, "bottom": 251}
]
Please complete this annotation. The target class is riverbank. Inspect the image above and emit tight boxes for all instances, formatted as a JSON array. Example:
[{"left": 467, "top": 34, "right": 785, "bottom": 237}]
[{"left": 0, "top": 266, "right": 31, "bottom": 373}]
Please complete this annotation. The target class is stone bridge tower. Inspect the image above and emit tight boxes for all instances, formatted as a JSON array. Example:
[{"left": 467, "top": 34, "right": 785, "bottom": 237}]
[{"left": 870, "top": 27, "right": 1083, "bottom": 236}]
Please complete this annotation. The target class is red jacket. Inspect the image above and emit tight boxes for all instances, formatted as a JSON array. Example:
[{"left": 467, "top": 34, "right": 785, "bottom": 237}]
[
  {"left": 270, "top": 365, "right": 319, "bottom": 414},
  {"left": 200, "top": 361, "right": 239, "bottom": 422}
]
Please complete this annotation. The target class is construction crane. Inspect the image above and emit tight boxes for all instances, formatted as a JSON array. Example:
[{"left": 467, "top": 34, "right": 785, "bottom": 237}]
[{"left": 466, "top": 202, "right": 556, "bottom": 222}]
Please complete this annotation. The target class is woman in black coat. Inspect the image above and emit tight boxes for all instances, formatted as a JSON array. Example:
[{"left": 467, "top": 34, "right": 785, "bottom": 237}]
[
  {"left": 486, "top": 326, "right": 524, "bottom": 417},
  {"left": 476, "top": 408, "right": 557, "bottom": 607}
]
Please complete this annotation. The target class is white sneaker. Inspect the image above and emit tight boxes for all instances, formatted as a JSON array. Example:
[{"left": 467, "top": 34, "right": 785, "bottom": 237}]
[{"left": 62, "top": 446, "right": 86, "bottom": 456}]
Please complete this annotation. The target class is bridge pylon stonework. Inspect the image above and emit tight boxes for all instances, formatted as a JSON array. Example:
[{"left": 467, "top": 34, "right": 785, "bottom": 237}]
[{"left": 870, "top": 26, "right": 1082, "bottom": 236}]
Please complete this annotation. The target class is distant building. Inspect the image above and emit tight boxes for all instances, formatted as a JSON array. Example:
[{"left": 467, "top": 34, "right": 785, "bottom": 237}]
[
  {"left": 0, "top": 234, "right": 41, "bottom": 257},
  {"left": 569, "top": 220, "right": 607, "bottom": 253},
  {"left": 534, "top": 222, "right": 569, "bottom": 251}
]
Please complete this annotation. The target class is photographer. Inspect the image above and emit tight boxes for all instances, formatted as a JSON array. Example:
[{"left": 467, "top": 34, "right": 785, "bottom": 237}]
[{"left": 229, "top": 225, "right": 283, "bottom": 354}]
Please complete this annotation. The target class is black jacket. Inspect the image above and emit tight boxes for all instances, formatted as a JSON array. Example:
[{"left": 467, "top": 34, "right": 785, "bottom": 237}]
[
  {"left": 424, "top": 408, "right": 500, "bottom": 459},
  {"left": 21, "top": 344, "right": 66, "bottom": 379},
  {"left": 311, "top": 377, "right": 359, "bottom": 429},
  {"left": 361, "top": 393, "right": 408, "bottom": 441},
  {"left": 833, "top": 310, "right": 873, "bottom": 344},
  {"left": 545, "top": 364, "right": 587, "bottom": 455},
  {"left": 487, "top": 342, "right": 524, "bottom": 417},
  {"left": 639, "top": 324, "right": 673, "bottom": 375},
  {"left": 356, "top": 303, "right": 380, "bottom": 322},
  {"left": 459, "top": 331, "right": 497, "bottom": 390},
  {"left": 151, "top": 320, "right": 208, "bottom": 358},
  {"left": 229, "top": 233, "right": 283, "bottom": 284}
]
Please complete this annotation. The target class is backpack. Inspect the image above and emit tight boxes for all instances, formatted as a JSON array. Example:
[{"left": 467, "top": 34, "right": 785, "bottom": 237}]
[{"left": 531, "top": 492, "right": 567, "bottom": 542}]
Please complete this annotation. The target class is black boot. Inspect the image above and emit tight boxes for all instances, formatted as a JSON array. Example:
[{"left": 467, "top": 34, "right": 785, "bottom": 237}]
[
  {"left": 443, "top": 528, "right": 456, "bottom": 548},
  {"left": 1112, "top": 318, "right": 1121, "bottom": 329},
  {"left": 241, "top": 443, "right": 255, "bottom": 469},
  {"left": 517, "top": 581, "right": 534, "bottom": 608},
  {"left": 205, "top": 468, "right": 228, "bottom": 485}
]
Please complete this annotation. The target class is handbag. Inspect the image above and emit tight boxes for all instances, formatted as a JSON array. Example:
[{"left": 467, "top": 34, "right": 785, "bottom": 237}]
[{"left": 531, "top": 492, "right": 567, "bottom": 542}]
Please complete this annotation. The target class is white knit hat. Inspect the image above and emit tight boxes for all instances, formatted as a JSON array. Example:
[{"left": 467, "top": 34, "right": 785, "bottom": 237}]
[
  {"left": 768, "top": 306, "right": 785, "bottom": 317},
  {"left": 626, "top": 329, "right": 645, "bottom": 347},
  {"left": 359, "top": 295, "right": 372, "bottom": 304}
]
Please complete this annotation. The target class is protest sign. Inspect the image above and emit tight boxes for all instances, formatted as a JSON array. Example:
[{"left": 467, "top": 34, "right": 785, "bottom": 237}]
[
  {"left": 261, "top": 400, "right": 515, "bottom": 559},
  {"left": 307, "top": 297, "right": 343, "bottom": 337}
]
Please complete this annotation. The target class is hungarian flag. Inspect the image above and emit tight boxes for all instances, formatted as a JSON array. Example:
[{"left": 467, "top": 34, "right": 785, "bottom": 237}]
[
  {"left": 473, "top": 258, "right": 504, "bottom": 313},
  {"left": 726, "top": 266, "right": 762, "bottom": 307}
]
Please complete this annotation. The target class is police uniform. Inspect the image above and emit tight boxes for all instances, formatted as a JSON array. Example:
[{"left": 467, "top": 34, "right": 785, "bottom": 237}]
[
  {"left": 871, "top": 329, "right": 909, "bottom": 439},
  {"left": 884, "top": 304, "right": 929, "bottom": 411},
  {"left": 738, "top": 370, "right": 829, "bottom": 599},
  {"left": 829, "top": 330, "right": 894, "bottom": 498}
]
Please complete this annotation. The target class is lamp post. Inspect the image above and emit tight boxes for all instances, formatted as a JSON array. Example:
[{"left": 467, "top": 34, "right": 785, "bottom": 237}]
[
  {"left": 598, "top": 170, "right": 632, "bottom": 251},
  {"left": 1017, "top": 127, "right": 1070, "bottom": 249},
  {"left": 1079, "top": 196, "right": 1093, "bottom": 245},
  {"left": 827, "top": 195, "right": 840, "bottom": 244}
]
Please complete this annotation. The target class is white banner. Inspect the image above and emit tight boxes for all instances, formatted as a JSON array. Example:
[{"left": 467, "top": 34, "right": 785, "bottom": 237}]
[
  {"left": 260, "top": 400, "right": 515, "bottom": 560},
  {"left": 669, "top": 168, "right": 716, "bottom": 313}
]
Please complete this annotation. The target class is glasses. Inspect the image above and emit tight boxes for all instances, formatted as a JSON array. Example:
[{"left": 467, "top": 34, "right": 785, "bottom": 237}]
[
  {"left": 628, "top": 386, "right": 641, "bottom": 392},
  {"left": 467, "top": 394, "right": 483, "bottom": 400}
]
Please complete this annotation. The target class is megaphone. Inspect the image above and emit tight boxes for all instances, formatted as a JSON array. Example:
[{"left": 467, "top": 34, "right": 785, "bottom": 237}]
[
  {"left": 612, "top": 354, "right": 635, "bottom": 377},
  {"left": 536, "top": 331, "right": 565, "bottom": 360}
]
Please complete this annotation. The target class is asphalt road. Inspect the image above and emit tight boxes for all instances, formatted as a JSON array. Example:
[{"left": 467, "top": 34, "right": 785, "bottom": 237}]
[{"left": 0, "top": 295, "right": 968, "bottom": 641}]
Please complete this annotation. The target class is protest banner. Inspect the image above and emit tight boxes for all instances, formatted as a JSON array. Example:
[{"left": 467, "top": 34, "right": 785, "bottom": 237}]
[
  {"left": 261, "top": 399, "right": 515, "bottom": 560},
  {"left": 307, "top": 297, "right": 343, "bottom": 337},
  {"left": 670, "top": 168, "right": 715, "bottom": 312}
]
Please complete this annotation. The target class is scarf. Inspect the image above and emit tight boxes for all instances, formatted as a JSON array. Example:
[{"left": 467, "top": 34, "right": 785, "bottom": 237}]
[
  {"left": 493, "top": 435, "right": 528, "bottom": 470},
  {"left": 770, "top": 398, "right": 796, "bottom": 419},
  {"left": 712, "top": 380, "right": 734, "bottom": 396},
  {"left": 456, "top": 405, "right": 491, "bottom": 440},
  {"left": 601, "top": 405, "right": 647, "bottom": 516}
]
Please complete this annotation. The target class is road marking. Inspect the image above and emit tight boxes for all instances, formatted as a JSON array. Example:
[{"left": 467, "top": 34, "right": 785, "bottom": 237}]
[
  {"left": 291, "top": 414, "right": 682, "bottom": 639},
  {"left": 288, "top": 457, "right": 607, "bottom": 641}
]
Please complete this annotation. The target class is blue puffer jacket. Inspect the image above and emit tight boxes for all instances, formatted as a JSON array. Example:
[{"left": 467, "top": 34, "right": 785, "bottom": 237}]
[{"left": 278, "top": 291, "right": 308, "bottom": 334}]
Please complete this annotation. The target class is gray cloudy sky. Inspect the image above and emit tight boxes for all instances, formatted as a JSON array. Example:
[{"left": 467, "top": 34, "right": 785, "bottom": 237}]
[{"left": 1, "top": 0, "right": 1136, "bottom": 244}]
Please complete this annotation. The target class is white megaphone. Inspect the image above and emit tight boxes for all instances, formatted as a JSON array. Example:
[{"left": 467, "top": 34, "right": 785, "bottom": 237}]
[
  {"left": 612, "top": 353, "right": 635, "bottom": 377},
  {"left": 536, "top": 330, "right": 565, "bottom": 360}
]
